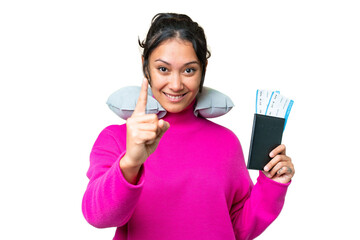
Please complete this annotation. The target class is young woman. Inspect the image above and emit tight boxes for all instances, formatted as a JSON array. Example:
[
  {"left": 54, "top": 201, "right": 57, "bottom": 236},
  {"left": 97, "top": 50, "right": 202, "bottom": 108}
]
[{"left": 82, "top": 13, "right": 295, "bottom": 240}]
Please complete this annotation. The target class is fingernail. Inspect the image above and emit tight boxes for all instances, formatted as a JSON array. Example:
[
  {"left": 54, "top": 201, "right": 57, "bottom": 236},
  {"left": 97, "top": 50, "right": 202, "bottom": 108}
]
[
  {"left": 269, "top": 152, "right": 274, "bottom": 158},
  {"left": 264, "top": 166, "right": 269, "bottom": 172}
]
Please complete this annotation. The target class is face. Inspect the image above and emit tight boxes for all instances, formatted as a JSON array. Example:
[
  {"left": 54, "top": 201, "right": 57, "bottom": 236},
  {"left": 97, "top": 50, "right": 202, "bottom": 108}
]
[{"left": 147, "top": 38, "right": 202, "bottom": 113}]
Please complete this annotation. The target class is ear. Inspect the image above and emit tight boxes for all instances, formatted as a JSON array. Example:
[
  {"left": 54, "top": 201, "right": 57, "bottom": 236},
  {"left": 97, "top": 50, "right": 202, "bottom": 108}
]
[
  {"left": 204, "top": 60, "right": 208, "bottom": 72},
  {"left": 142, "top": 56, "right": 151, "bottom": 83}
]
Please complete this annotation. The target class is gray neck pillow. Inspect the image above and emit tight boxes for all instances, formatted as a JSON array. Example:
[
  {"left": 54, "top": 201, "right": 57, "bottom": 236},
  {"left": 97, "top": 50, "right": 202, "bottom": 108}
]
[{"left": 106, "top": 86, "right": 234, "bottom": 120}]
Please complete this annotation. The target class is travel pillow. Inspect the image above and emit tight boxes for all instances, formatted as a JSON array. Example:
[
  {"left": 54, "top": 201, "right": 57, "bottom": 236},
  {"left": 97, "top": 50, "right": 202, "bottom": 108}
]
[{"left": 106, "top": 86, "right": 234, "bottom": 120}]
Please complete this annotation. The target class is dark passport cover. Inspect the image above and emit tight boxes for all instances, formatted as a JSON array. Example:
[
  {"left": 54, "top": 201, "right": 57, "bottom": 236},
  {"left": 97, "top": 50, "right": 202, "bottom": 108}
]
[{"left": 247, "top": 114, "right": 285, "bottom": 170}]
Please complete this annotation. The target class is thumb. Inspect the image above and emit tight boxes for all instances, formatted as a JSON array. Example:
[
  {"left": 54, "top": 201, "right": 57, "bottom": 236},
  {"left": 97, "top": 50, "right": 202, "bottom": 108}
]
[
  {"left": 146, "top": 119, "right": 169, "bottom": 152},
  {"left": 157, "top": 119, "right": 170, "bottom": 138}
]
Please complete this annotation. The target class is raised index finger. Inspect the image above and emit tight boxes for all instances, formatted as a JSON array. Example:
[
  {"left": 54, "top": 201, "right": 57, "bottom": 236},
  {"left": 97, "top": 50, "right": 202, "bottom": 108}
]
[{"left": 133, "top": 79, "right": 148, "bottom": 115}]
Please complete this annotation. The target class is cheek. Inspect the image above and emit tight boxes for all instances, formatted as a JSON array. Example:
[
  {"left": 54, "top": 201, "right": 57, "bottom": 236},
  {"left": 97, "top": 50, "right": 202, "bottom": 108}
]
[
  {"left": 184, "top": 76, "right": 202, "bottom": 92},
  {"left": 150, "top": 78, "right": 166, "bottom": 91},
  {"left": 148, "top": 71, "right": 166, "bottom": 88}
]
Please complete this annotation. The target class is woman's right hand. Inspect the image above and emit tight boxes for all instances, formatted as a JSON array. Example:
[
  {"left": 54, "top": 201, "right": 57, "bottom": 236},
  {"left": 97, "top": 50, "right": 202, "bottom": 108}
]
[{"left": 120, "top": 79, "right": 170, "bottom": 183}]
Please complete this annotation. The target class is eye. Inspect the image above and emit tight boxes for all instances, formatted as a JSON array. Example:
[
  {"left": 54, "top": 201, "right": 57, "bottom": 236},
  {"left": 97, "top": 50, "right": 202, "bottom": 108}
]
[
  {"left": 158, "top": 67, "right": 168, "bottom": 72},
  {"left": 184, "top": 68, "right": 196, "bottom": 74}
]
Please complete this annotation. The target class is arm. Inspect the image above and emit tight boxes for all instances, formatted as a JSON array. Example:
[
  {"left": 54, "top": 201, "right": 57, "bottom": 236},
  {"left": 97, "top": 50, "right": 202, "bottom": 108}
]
[
  {"left": 82, "top": 127, "right": 145, "bottom": 228},
  {"left": 230, "top": 172, "right": 290, "bottom": 240},
  {"left": 227, "top": 139, "right": 292, "bottom": 239},
  {"left": 82, "top": 80, "right": 169, "bottom": 228}
]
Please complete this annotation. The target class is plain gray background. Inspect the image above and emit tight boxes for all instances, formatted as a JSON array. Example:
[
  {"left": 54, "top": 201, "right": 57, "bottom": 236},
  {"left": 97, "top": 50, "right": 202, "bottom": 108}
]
[{"left": 1, "top": 0, "right": 359, "bottom": 239}]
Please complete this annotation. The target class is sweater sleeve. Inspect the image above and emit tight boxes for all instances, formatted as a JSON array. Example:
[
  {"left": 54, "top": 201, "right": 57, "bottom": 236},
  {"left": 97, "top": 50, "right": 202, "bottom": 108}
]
[
  {"left": 82, "top": 126, "right": 145, "bottom": 228},
  {"left": 230, "top": 171, "right": 290, "bottom": 240}
]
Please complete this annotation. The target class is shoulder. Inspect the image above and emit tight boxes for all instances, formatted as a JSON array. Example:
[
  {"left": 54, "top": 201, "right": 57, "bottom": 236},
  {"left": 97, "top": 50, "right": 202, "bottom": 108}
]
[
  {"left": 93, "top": 124, "right": 127, "bottom": 146},
  {"left": 197, "top": 118, "right": 247, "bottom": 173},
  {"left": 201, "top": 118, "right": 239, "bottom": 138},
  {"left": 200, "top": 118, "right": 241, "bottom": 145},
  {"left": 102, "top": 124, "right": 126, "bottom": 135}
]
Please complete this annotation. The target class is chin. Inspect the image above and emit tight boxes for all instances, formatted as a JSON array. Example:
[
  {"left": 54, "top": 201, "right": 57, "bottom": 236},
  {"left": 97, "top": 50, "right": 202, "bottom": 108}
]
[{"left": 164, "top": 105, "right": 187, "bottom": 113}]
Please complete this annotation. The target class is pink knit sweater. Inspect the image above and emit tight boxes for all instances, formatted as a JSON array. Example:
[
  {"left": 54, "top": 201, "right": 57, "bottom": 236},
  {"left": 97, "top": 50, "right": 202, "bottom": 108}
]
[{"left": 82, "top": 104, "right": 290, "bottom": 240}]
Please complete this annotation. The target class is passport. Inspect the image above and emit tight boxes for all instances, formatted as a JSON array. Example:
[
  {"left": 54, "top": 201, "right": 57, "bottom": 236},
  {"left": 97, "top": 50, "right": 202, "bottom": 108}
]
[
  {"left": 247, "top": 114, "right": 285, "bottom": 170},
  {"left": 247, "top": 89, "right": 293, "bottom": 170}
]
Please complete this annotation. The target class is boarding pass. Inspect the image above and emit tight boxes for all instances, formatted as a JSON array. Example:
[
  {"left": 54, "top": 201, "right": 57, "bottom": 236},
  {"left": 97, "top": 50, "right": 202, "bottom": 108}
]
[{"left": 255, "top": 90, "right": 294, "bottom": 129}]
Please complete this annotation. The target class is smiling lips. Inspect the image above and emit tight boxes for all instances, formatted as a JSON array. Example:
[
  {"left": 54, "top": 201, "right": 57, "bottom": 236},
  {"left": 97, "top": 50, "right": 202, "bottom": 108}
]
[{"left": 163, "top": 92, "right": 187, "bottom": 102}]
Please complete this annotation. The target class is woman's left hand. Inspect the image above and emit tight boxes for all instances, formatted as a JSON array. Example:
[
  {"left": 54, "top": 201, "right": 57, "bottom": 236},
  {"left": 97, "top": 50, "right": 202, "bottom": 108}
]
[{"left": 263, "top": 144, "right": 294, "bottom": 184}]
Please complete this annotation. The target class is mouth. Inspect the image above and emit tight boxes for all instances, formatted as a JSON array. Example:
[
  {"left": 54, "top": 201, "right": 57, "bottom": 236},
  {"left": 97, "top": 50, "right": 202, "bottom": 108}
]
[{"left": 163, "top": 92, "right": 188, "bottom": 102}]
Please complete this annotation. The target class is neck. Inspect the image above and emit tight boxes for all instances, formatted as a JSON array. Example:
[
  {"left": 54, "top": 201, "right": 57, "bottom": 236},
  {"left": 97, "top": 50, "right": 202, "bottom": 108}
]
[{"left": 162, "top": 99, "right": 198, "bottom": 125}]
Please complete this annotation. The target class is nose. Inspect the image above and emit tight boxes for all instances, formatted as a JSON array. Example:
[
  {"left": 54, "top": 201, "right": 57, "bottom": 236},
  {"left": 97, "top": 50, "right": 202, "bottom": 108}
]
[{"left": 168, "top": 73, "right": 184, "bottom": 92}]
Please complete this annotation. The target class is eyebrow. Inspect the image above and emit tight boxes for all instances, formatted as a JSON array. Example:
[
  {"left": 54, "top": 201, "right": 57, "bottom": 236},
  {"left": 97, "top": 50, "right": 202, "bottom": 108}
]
[{"left": 154, "top": 59, "right": 200, "bottom": 66}]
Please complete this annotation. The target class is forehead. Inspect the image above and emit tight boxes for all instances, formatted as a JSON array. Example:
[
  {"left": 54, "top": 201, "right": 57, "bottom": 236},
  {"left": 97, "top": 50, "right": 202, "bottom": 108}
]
[{"left": 149, "top": 38, "right": 199, "bottom": 64}]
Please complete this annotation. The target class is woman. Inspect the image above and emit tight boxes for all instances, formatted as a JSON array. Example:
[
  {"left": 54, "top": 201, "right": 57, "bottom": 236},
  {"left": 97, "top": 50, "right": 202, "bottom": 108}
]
[{"left": 82, "top": 13, "right": 295, "bottom": 240}]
